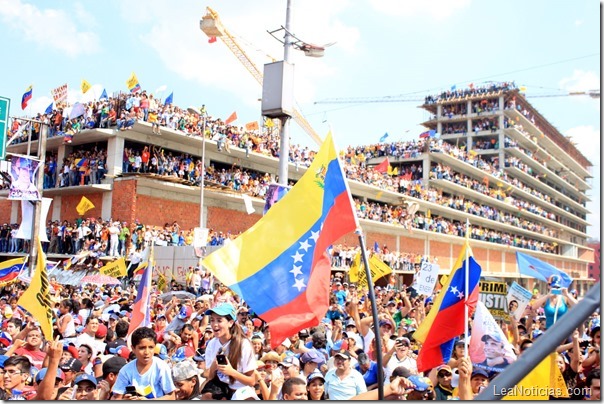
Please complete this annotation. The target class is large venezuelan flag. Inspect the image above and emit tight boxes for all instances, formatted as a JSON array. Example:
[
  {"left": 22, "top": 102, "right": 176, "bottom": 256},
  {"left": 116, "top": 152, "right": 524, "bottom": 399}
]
[
  {"left": 203, "top": 132, "right": 358, "bottom": 347},
  {"left": 0, "top": 257, "right": 27, "bottom": 285},
  {"left": 127, "top": 246, "right": 153, "bottom": 339},
  {"left": 413, "top": 241, "right": 481, "bottom": 372}
]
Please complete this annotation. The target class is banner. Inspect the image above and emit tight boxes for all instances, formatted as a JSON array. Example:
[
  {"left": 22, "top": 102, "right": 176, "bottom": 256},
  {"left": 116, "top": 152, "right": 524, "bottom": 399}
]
[
  {"left": 51, "top": 83, "right": 68, "bottom": 103},
  {"left": 506, "top": 282, "right": 533, "bottom": 321},
  {"left": 263, "top": 183, "right": 290, "bottom": 215},
  {"left": 193, "top": 227, "right": 209, "bottom": 248},
  {"left": 17, "top": 241, "right": 54, "bottom": 341},
  {"left": 76, "top": 196, "right": 95, "bottom": 216},
  {"left": 413, "top": 261, "right": 440, "bottom": 296},
  {"left": 16, "top": 197, "right": 52, "bottom": 242},
  {"left": 242, "top": 193, "right": 255, "bottom": 215},
  {"left": 99, "top": 257, "right": 128, "bottom": 278},
  {"left": 8, "top": 156, "right": 41, "bottom": 200},
  {"left": 469, "top": 301, "right": 517, "bottom": 375},
  {"left": 479, "top": 280, "right": 508, "bottom": 320}
]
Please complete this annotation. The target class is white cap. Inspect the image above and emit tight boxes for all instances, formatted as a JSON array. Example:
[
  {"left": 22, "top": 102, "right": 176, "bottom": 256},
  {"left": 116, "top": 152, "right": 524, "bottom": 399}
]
[{"left": 231, "top": 386, "right": 259, "bottom": 400}]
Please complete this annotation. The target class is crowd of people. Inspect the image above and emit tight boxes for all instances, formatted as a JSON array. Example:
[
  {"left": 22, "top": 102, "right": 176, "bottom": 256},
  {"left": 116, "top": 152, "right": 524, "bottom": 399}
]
[{"left": 0, "top": 264, "right": 599, "bottom": 400}]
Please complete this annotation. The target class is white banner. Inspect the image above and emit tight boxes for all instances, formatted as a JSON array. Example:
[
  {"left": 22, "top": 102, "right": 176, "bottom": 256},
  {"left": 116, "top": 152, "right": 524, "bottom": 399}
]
[
  {"left": 194, "top": 227, "right": 209, "bottom": 248},
  {"left": 469, "top": 301, "right": 517, "bottom": 375},
  {"left": 506, "top": 281, "right": 533, "bottom": 321},
  {"left": 413, "top": 261, "right": 439, "bottom": 296},
  {"left": 51, "top": 83, "right": 68, "bottom": 103},
  {"left": 16, "top": 197, "right": 52, "bottom": 242},
  {"left": 242, "top": 194, "right": 255, "bottom": 215}
]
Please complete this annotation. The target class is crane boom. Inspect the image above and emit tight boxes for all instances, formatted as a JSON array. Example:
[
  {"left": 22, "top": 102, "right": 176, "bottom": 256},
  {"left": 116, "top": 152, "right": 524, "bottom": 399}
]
[{"left": 200, "top": 7, "right": 323, "bottom": 146}]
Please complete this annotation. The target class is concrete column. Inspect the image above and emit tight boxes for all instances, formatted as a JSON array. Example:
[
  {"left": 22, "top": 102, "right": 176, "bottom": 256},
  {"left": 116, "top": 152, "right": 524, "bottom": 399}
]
[
  {"left": 52, "top": 196, "right": 62, "bottom": 221},
  {"left": 11, "top": 201, "right": 19, "bottom": 224},
  {"left": 102, "top": 191, "right": 112, "bottom": 221},
  {"left": 107, "top": 136, "right": 125, "bottom": 177},
  {"left": 422, "top": 155, "right": 430, "bottom": 184}
]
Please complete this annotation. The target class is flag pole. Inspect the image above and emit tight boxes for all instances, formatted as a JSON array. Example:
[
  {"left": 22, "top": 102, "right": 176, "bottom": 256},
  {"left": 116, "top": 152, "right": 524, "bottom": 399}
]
[
  {"left": 357, "top": 230, "right": 385, "bottom": 400},
  {"left": 464, "top": 218, "right": 470, "bottom": 354}
]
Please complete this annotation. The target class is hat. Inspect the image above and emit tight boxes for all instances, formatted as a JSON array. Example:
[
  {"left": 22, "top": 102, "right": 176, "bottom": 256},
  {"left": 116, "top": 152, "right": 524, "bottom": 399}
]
[
  {"left": 307, "top": 370, "right": 325, "bottom": 383},
  {"left": 280, "top": 356, "right": 300, "bottom": 368},
  {"left": 62, "top": 344, "right": 79, "bottom": 359},
  {"left": 395, "top": 337, "right": 411, "bottom": 346},
  {"left": 471, "top": 368, "right": 489, "bottom": 379},
  {"left": 345, "top": 319, "right": 356, "bottom": 328},
  {"left": 172, "top": 361, "right": 198, "bottom": 382},
  {"left": 60, "top": 358, "right": 83, "bottom": 372},
  {"left": 109, "top": 314, "right": 120, "bottom": 321},
  {"left": 387, "top": 300, "right": 397, "bottom": 306},
  {"left": 0, "top": 355, "right": 8, "bottom": 368},
  {"left": 334, "top": 351, "right": 352, "bottom": 360},
  {"left": 256, "top": 360, "right": 266, "bottom": 369},
  {"left": 205, "top": 302, "right": 237, "bottom": 321},
  {"left": 102, "top": 356, "right": 127, "bottom": 376},
  {"left": 391, "top": 366, "right": 411, "bottom": 379},
  {"left": 424, "top": 297, "right": 433, "bottom": 306},
  {"left": 298, "top": 329, "right": 309, "bottom": 338},
  {"left": 252, "top": 318, "right": 263, "bottom": 328},
  {"left": 379, "top": 319, "right": 394, "bottom": 328},
  {"left": 172, "top": 346, "right": 193, "bottom": 363},
  {"left": 177, "top": 306, "right": 193, "bottom": 320},
  {"left": 260, "top": 351, "right": 281, "bottom": 363},
  {"left": 35, "top": 368, "right": 65, "bottom": 384},
  {"left": 548, "top": 274, "right": 562, "bottom": 289},
  {"left": 481, "top": 334, "right": 503, "bottom": 344},
  {"left": 193, "top": 350, "right": 205, "bottom": 363},
  {"left": 436, "top": 364, "right": 453, "bottom": 375},
  {"left": 74, "top": 373, "right": 98, "bottom": 387},
  {"left": 109, "top": 346, "right": 131, "bottom": 360},
  {"left": 155, "top": 343, "right": 169, "bottom": 360},
  {"left": 95, "top": 323, "right": 108, "bottom": 339},
  {"left": 156, "top": 314, "right": 166, "bottom": 321},
  {"left": 300, "top": 349, "right": 324, "bottom": 365},
  {"left": 231, "top": 386, "right": 260, "bottom": 401},
  {"left": 408, "top": 375, "right": 432, "bottom": 391}
]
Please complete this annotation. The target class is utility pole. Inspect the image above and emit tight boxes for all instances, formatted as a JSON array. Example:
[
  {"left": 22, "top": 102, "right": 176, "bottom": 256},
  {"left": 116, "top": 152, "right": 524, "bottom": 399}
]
[{"left": 277, "top": 0, "right": 294, "bottom": 186}]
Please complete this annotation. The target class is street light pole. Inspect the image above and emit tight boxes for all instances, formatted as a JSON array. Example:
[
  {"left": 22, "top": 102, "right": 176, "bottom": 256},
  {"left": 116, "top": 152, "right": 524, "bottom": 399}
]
[
  {"left": 199, "top": 116, "right": 206, "bottom": 231},
  {"left": 277, "top": 0, "right": 294, "bottom": 186}
]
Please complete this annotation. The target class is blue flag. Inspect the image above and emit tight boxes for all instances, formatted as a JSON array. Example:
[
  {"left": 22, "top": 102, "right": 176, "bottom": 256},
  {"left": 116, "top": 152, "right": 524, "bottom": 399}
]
[
  {"left": 99, "top": 89, "right": 108, "bottom": 100},
  {"left": 164, "top": 92, "right": 173, "bottom": 106},
  {"left": 374, "top": 241, "right": 379, "bottom": 253},
  {"left": 451, "top": 84, "right": 457, "bottom": 91},
  {"left": 516, "top": 252, "right": 572, "bottom": 288},
  {"left": 44, "top": 103, "right": 53, "bottom": 115},
  {"left": 379, "top": 133, "right": 389, "bottom": 142}
]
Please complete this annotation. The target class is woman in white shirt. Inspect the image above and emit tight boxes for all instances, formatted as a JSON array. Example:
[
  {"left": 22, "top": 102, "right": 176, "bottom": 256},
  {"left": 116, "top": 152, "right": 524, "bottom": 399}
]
[{"left": 203, "top": 303, "right": 256, "bottom": 399}]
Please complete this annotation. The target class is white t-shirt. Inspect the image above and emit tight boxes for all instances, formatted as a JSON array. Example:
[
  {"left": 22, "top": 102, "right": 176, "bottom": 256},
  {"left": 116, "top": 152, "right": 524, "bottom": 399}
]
[{"left": 205, "top": 337, "right": 256, "bottom": 390}]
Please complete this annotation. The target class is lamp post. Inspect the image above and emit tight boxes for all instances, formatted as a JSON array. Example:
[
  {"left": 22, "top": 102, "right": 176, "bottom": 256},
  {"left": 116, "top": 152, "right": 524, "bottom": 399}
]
[
  {"left": 188, "top": 107, "right": 207, "bottom": 258},
  {"left": 277, "top": 0, "right": 294, "bottom": 186}
]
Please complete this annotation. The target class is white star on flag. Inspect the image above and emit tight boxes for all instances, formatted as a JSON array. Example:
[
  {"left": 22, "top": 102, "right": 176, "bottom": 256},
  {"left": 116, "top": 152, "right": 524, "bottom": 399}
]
[
  {"left": 292, "top": 251, "right": 304, "bottom": 263},
  {"left": 310, "top": 230, "right": 320, "bottom": 242},
  {"left": 299, "top": 239, "right": 311, "bottom": 252},
  {"left": 450, "top": 286, "right": 459, "bottom": 295},
  {"left": 290, "top": 265, "right": 303, "bottom": 277},
  {"left": 293, "top": 277, "right": 306, "bottom": 292},
  {"left": 457, "top": 291, "right": 464, "bottom": 299}
]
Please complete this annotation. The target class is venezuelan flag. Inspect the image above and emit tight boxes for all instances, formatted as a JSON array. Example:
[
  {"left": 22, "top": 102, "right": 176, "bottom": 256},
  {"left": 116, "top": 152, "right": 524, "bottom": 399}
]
[
  {"left": 203, "top": 132, "right": 358, "bottom": 347},
  {"left": 21, "top": 85, "right": 33, "bottom": 110},
  {"left": 413, "top": 241, "right": 481, "bottom": 372},
  {"left": 127, "top": 246, "right": 153, "bottom": 340},
  {"left": 0, "top": 257, "right": 27, "bottom": 285}
]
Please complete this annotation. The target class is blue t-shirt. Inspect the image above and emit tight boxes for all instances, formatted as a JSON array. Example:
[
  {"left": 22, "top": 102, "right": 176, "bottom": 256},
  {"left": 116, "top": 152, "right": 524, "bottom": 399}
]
[
  {"left": 112, "top": 357, "right": 175, "bottom": 399},
  {"left": 335, "top": 290, "right": 347, "bottom": 306},
  {"left": 355, "top": 361, "right": 379, "bottom": 387}
]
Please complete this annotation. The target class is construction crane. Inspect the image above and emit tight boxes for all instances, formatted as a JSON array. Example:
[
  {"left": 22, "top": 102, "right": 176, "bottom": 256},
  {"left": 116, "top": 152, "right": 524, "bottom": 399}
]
[
  {"left": 200, "top": 6, "right": 323, "bottom": 146},
  {"left": 315, "top": 89, "right": 600, "bottom": 105}
]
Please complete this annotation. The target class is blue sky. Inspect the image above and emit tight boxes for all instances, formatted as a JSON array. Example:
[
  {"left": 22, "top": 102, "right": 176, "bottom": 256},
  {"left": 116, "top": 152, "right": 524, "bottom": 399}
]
[{"left": 0, "top": 0, "right": 600, "bottom": 239}]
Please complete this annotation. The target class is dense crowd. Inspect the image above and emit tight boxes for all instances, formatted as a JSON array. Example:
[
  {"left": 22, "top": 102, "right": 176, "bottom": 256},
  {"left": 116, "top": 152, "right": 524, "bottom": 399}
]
[{"left": 0, "top": 265, "right": 598, "bottom": 400}]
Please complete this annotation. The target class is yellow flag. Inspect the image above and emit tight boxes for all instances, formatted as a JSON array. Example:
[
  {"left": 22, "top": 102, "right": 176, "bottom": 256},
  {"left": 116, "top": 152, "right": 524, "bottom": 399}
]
[
  {"left": 81, "top": 79, "right": 92, "bottom": 94},
  {"left": 387, "top": 165, "right": 393, "bottom": 175},
  {"left": 349, "top": 251, "right": 362, "bottom": 283},
  {"left": 99, "top": 257, "right": 128, "bottom": 278},
  {"left": 392, "top": 167, "right": 398, "bottom": 176},
  {"left": 502, "top": 353, "right": 569, "bottom": 400},
  {"left": 265, "top": 118, "right": 274, "bottom": 128},
  {"left": 157, "top": 272, "right": 167, "bottom": 292},
  {"left": 368, "top": 254, "right": 393, "bottom": 283},
  {"left": 18, "top": 241, "right": 54, "bottom": 341},
  {"left": 76, "top": 196, "right": 95, "bottom": 216},
  {"left": 426, "top": 209, "right": 431, "bottom": 219},
  {"left": 126, "top": 72, "right": 140, "bottom": 92},
  {"left": 519, "top": 86, "right": 527, "bottom": 92}
]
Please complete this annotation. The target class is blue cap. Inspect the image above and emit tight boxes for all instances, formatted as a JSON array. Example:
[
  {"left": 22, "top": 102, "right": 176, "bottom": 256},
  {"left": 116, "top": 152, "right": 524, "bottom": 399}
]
[
  {"left": 307, "top": 370, "right": 325, "bottom": 383},
  {"left": 408, "top": 375, "right": 432, "bottom": 391},
  {"left": 35, "top": 368, "right": 65, "bottom": 384},
  {"left": 0, "top": 355, "right": 8, "bottom": 368},
  {"left": 156, "top": 343, "right": 169, "bottom": 360},
  {"left": 548, "top": 274, "right": 562, "bottom": 289},
  {"left": 424, "top": 297, "right": 433, "bottom": 306},
  {"left": 205, "top": 303, "right": 236, "bottom": 321},
  {"left": 172, "top": 346, "right": 187, "bottom": 363},
  {"left": 74, "top": 373, "right": 97, "bottom": 387}
]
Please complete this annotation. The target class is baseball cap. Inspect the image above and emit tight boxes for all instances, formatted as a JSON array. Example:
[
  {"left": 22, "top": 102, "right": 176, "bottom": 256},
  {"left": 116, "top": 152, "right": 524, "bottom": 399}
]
[
  {"left": 155, "top": 343, "right": 169, "bottom": 360},
  {"left": 345, "top": 318, "right": 356, "bottom": 327},
  {"left": 481, "top": 334, "right": 503, "bottom": 344},
  {"left": 379, "top": 319, "right": 394, "bottom": 328},
  {"left": 424, "top": 297, "right": 434, "bottom": 306},
  {"left": 62, "top": 344, "right": 79, "bottom": 359},
  {"left": 548, "top": 274, "right": 562, "bottom": 288},
  {"left": 177, "top": 305, "right": 193, "bottom": 320},
  {"left": 231, "top": 386, "right": 260, "bottom": 401},
  {"left": 172, "top": 360, "right": 198, "bottom": 382},
  {"left": 471, "top": 368, "right": 489, "bottom": 379},
  {"left": 387, "top": 300, "right": 397, "bottom": 306},
  {"left": 436, "top": 364, "right": 453, "bottom": 375},
  {"left": 408, "top": 375, "right": 432, "bottom": 391},
  {"left": 74, "top": 373, "right": 98, "bottom": 387},
  {"left": 109, "top": 346, "right": 131, "bottom": 360},
  {"left": 300, "top": 349, "right": 323, "bottom": 365},
  {"left": 205, "top": 302, "right": 237, "bottom": 321},
  {"left": 334, "top": 351, "right": 352, "bottom": 360},
  {"left": 307, "top": 370, "right": 325, "bottom": 383},
  {"left": 279, "top": 356, "right": 300, "bottom": 368},
  {"left": 395, "top": 337, "right": 411, "bottom": 346},
  {"left": 60, "top": 358, "right": 83, "bottom": 373},
  {"left": 35, "top": 368, "right": 65, "bottom": 384},
  {"left": 95, "top": 323, "right": 108, "bottom": 339},
  {"left": 391, "top": 366, "right": 411, "bottom": 379}
]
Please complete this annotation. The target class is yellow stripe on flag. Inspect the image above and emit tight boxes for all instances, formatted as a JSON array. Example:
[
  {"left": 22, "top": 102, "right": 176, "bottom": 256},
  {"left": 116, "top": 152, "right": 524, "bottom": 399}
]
[{"left": 18, "top": 241, "right": 54, "bottom": 341}]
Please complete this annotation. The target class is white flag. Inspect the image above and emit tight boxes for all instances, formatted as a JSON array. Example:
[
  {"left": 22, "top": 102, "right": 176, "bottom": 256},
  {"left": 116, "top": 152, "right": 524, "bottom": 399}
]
[{"left": 242, "top": 194, "right": 255, "bottom": 215}]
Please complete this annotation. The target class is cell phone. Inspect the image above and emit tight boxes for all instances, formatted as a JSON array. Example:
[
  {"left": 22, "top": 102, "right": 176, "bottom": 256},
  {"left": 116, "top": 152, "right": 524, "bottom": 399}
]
[
  {"left": 125, "top": 386, "right": 140, "bottom": 397},
  {"left": 216, "top": 354, "right": 227, "bottom": 365}
]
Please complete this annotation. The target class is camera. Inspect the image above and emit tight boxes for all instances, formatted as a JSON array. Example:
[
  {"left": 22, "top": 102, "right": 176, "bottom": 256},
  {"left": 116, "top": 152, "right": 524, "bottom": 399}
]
[{"left": 125, "top": 386, "right": 141, "bottom": 397}]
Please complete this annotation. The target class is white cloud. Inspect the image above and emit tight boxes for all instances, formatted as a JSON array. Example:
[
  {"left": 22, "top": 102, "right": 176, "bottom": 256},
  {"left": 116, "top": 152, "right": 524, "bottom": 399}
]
[
  {"left": 559, "top": 70, "right": 599, "bottom": 93},
  {"left": 0, "top": 0, "right": 100, "bottom": 57},
  {"left": 565, "top": 125, "right": 600, "bottom": 166},
  {"left": 574, "top": 19, "right": 584, "bottom": 26},
  {"left": 369, "top": 0, "right": 471, "bottom": 21}
]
